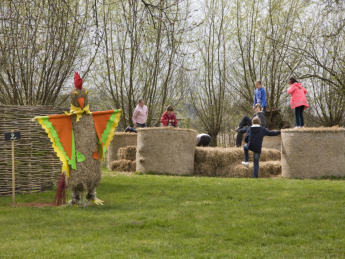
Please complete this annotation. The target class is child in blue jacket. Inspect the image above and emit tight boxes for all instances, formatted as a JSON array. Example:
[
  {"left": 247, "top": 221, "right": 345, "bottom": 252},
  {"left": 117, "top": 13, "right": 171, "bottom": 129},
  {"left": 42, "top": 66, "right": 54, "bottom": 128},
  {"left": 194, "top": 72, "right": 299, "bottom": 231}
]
[
  {"left": 242, "top": 117, "right": 281, "bottom": 178},
  {"left": 253, "top": 80, "right": 267, "bottom": 113}
]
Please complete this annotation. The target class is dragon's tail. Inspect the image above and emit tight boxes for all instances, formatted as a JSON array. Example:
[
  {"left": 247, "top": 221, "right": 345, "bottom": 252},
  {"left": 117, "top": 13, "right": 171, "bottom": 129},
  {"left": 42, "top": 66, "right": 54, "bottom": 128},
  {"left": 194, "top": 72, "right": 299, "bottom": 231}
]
[{"left": 54, "top": 172, "right": 66, "bottom": 206}]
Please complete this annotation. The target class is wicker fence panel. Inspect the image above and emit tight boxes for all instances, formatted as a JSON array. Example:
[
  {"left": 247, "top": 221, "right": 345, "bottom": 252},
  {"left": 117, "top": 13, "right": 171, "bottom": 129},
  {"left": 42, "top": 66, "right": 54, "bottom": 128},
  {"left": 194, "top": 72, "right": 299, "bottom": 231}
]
[{"left": 0, "top": 105, "right": 68, "bottom": 197}]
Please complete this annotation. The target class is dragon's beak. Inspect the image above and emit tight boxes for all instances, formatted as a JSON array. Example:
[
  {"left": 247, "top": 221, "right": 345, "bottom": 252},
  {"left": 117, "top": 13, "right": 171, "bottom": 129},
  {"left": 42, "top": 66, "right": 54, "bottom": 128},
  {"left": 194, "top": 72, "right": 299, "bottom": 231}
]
[{"left": 78, "top": 97, "right": 85, "bottom": 109}]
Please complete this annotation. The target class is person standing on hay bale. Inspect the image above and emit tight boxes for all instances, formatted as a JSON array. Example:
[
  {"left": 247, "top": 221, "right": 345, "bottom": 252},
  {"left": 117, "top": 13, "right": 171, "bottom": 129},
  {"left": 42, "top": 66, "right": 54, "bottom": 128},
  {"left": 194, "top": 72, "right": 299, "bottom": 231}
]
[
  {"left": 197, "top": 133, "right": 211, "bottom": 147},
  {"left": 131, "top": 99, "right": 148, "bottom": 129},
  {"left": 232, "top": 103, "right": 267, "bottom": 147},
  {"left": 161, "top": 105, "right": 178, "bottom": 127},
  {"left": 242, "top": 117, "right": 281, "bottom": 178},
  {"left": 253, "top": 80, "right": 267, "bottom": 113},
  {"left": 287, "top": 77, "right": 309, "bottom": 128}
]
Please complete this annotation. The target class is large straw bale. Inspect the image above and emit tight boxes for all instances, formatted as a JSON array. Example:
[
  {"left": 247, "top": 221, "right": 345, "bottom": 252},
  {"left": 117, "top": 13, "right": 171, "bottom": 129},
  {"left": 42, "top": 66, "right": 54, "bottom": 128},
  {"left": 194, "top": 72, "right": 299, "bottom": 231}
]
[
  {"left": 194, "top": 147, "right": 281, "bottom": 177},
  {"left": 107, "top": 132, "right": 137, "bottom": 169},
  {"left": 111, "top": 159, "right": 136, "bottom": 172},
  {"left": 118, "top": 146, "right": 137, "bottom": 161},
  {"left": 262, "top": 135, "right": 281, "bottom": 151},
  {"left": 281, "top": 127, "right": 345, "bottom": 178},
  {"left": 136, "top": 127, "right": 197, "bottom": 175}
]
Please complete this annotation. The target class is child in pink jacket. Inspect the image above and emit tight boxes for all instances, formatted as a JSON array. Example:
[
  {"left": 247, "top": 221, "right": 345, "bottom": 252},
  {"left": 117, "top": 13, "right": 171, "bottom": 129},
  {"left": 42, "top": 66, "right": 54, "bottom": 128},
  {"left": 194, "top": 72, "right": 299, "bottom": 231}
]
[{"left": 287, "top": 78, "right": 309, "bottom": 128}]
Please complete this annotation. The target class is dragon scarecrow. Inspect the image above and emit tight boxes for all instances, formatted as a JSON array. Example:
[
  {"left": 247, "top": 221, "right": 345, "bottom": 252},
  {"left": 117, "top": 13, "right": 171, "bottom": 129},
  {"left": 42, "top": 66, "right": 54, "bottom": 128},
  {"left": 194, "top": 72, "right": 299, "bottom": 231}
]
[{"left": 33, "top": 72, "right": 121, "bottom": 205}]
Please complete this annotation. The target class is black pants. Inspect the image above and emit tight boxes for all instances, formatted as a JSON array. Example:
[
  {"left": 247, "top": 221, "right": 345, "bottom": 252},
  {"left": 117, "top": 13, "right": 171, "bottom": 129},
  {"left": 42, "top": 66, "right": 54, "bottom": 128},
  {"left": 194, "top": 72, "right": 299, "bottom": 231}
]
[
  {"left": 137, "top": 123, "right": 147, "bottom": 128},
  {"left": 197, "top": 135, "right": 211, "bottom": 147},
  {"left": 236, "top": 128, "right": 248, "bottom": 147},
  {"left": 295, "top": 106, "right": 304, "bottom": 126},
  {"left": 239, "top": 115, "right": 252, "bottom": 129},
  {"left": 263, "top": 106, "right": 267, "bottom": 113}
]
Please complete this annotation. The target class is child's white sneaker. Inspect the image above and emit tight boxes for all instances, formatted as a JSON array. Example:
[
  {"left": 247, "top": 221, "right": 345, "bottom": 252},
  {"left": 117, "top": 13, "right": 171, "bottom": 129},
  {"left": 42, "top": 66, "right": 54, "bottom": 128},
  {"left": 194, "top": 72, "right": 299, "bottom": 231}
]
[{"left": 242, "top": 161, "right": 249, "bottom": 166}]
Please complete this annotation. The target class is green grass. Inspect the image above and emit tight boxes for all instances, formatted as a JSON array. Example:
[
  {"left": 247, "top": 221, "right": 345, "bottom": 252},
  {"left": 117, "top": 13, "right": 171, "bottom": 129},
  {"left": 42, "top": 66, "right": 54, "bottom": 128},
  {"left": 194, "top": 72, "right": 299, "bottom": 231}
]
[{"left": 1, "top": 169, "right": 345, "bottom": 258}]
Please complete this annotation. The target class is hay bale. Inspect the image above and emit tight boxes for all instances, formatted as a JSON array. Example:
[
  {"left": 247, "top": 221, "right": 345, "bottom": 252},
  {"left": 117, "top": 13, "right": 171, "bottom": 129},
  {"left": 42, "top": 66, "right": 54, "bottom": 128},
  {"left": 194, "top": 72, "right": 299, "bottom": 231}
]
[
  {"left": 107, "top": 132, "right": 137, "bottom": 169},
  {"left": 136, "top": 127, "right": 197, "bottom": 175},
  {"left": 281, "top": 127, "right": 345, "bottom": 178},
  {"left": 262, "top": 135, "right": 281, "bottom": 151},
  {"left": 118, "top": 146, "right": 137, "bottom": 161},
  {"left": 111, "top": 159, "right": 136, "bottom": 172},
  {"left": 194, "top": 147, "right": 281, "bottom": 177}
]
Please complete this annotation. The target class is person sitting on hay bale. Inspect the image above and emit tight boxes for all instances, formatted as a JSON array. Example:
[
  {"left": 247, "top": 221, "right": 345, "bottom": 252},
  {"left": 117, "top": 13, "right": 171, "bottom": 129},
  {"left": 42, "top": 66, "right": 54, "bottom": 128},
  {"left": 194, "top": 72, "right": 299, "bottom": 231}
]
[
  {"left": 232, "top": 103, "right": 267, "bottom": 147},
  {"left": 161, "top": 105, "right": 178, "bottom": 127},
  {"left": 242, "top": 117, "right": 281, "bottom": 178},
  {"left": 196, "top": 133, "right": 211, "bottom": 147},
  {"left": 287, "top": 77, "right": 309, "bottom": 128}
]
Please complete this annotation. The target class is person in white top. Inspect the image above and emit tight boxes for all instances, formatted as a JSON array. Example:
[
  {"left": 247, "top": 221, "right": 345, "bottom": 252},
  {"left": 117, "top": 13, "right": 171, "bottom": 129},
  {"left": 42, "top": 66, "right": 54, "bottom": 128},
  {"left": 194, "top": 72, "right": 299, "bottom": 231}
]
[
  {"left": 196, "top": 133, "right": 211, "bottom": 147},
  {"left": 132, "top": 99, "right": 148, "bottom": 127}
]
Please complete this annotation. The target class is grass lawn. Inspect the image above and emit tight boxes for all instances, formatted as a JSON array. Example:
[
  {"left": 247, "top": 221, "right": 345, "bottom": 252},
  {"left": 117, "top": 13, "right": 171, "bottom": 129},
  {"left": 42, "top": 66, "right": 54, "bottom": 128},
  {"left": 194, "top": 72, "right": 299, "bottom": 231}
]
[{"left": 1, "top": 169, "right": 345, "bottom": 258}]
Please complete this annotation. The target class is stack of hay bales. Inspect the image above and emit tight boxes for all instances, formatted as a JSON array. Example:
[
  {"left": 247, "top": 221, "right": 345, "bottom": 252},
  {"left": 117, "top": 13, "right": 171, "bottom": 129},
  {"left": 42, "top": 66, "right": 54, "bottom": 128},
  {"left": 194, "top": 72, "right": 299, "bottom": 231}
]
[
  {"left": 281, "top": 127, "right": 345, "bottom": 178},
  {"left": 110, "top": 146, "right": 137, "bottom": 172},
  {"left": 136, "top": 127, "right": 197, "bottom": 175},
  {"left": 107, "top": 132, "right": 137, "bottom": 170},
  {"left": 194, "top": 147, "right": 281, "bottom": 178},
  {"left": 118, "top": 146, "right": 136, "bottom": 161}
]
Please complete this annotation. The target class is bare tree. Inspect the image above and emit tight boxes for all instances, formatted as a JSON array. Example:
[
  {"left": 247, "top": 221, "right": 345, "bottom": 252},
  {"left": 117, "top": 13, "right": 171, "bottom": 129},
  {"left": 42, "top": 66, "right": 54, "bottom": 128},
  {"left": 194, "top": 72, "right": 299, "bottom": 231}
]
[
  {"left": 227, "top": 0, "right": 306, "bottom": 126},
  {"left": 0, "top": 0, "right": 96, "bottom": 105},
  {"left": 188, "top": 0, "right": 230, "bottom": 146},
  {"left": 286, "top": 1, "right": 345, "bottom": 126},
  {"left": 93, "top": 0, "right": 197, "bottom": 127}
]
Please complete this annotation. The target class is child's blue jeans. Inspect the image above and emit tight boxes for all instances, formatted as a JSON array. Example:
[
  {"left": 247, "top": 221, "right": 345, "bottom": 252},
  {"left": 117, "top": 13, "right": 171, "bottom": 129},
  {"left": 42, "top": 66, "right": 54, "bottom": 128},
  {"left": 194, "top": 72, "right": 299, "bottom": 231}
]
[{"left": 243, "top": 144, "right": 261, "bottom": 178}]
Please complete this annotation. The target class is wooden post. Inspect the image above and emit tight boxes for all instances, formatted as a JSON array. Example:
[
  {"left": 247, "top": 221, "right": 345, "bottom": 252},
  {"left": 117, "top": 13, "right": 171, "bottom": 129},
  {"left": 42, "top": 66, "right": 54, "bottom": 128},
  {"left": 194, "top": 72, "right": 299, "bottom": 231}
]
[{"left": 11, "top": 130, "right": 15, "bottom": 205}]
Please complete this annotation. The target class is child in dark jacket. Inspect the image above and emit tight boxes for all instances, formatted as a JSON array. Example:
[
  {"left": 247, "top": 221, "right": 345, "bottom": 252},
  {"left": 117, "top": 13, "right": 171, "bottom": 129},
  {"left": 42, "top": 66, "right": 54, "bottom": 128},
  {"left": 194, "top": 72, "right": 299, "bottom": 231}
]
[
  {"left": 161, "top": 105, "right": 178, "bottom": 127},
  {"left": 233, "top": 103, "right": 267, "bottom": 147},
  {"left": 242, "top": 117, "right": 281, "bottom": 178}
]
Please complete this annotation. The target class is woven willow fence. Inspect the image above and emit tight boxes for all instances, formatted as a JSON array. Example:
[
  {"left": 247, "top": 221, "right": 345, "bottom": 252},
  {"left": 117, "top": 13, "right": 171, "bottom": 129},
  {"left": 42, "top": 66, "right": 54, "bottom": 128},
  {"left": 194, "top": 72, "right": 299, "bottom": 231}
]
[{"left": 0, "top": 105, "right": 67, "bottom": 197}]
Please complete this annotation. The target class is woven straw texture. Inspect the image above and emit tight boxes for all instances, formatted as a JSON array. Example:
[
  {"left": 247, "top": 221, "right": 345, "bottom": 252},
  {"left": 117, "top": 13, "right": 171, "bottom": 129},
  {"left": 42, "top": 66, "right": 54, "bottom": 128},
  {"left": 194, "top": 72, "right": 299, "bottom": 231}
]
[
  {"left": 67, "top": 113, "right": 101, "bottom": 192},
  {"left": 136, "top": 127, "right": 197, "bottom": 175},
  {"left": 111, "top": 159, "right": 136, "bottom": 172},
  {"left": 0, "top": 105, "right": 67, "bottom": 197},
  {"left": 262, "top": 135, "right": 281, "bottom": 151},
  {"left": 194, "top": 147, "right": 281, "bottom": 178},
  {"left": 281, "top": 127, "right": 345, "bottom": 178},
  {"left": 107, "top": 132, "right": 137, "bottom": 169},
  {"left": 118, "top": 146, "right": 136, "bottom": 161}
]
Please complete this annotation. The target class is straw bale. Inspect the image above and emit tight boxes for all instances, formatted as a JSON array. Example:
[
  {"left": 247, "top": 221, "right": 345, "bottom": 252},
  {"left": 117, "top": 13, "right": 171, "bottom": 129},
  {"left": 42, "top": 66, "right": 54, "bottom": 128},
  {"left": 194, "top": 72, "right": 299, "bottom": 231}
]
[
  {"left": 136, "top": 127, "right": 197, "bottom": 175},
  {"left": 111, "top": 159, "right": 136, "bottom": 172},
  {"left": 282, "top": 126, "right": 345, "bottom": 133},
  {"left": 193, "top": 147, "right": 281, "bottom": 177},
  {"left": 281, "top": 128, "right": 345, "bottom": 178},
  {"left": 0, "top": 105, "right": 67, "bottom": 196},
  {"left": 107, "top": 132, "right": 137, "bottom": 169},
  {"left": 195, "top": 161, "right": 281, "bottom": 178},
  {"left": 118, "top": 146, "right": 137, "bottom": 161},
  {"left": 262, "top": 135, "right": 281, "bottom": 151}
]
